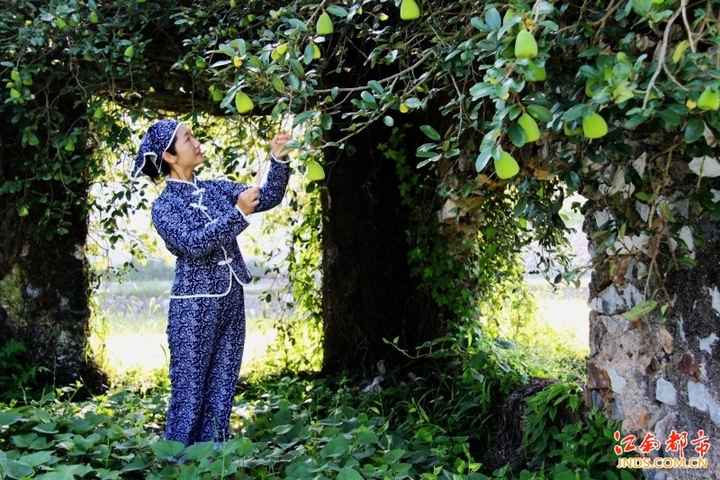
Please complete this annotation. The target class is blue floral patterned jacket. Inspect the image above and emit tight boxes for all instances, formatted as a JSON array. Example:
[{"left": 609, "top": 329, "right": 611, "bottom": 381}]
[{"left": 151, "top": 157, "right": 290, "bottom": 299}]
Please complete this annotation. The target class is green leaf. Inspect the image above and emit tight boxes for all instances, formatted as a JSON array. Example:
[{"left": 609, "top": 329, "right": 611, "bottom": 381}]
[
  {"left": 469, "top": 82, "right": 494, "bottom": 99},
  {"left": 624, "top": 300, "right": 658, "bottom": 321},
  {"left": 684, "top": 118, "right": 705, "bottom": 143},
  {"left": 326, "top": 5, "right": 349, "bottom": 17},
  {"left": 631, "top": 0, "right": 652, "bottom": 17},
  {"left": 367, "top": 80, "right": 383, "bottom": 95},
  {"left": 337, "top": 467, "right": 364, "bottom": 480},
  {"left": 507, "top": 122, "right": 526, "bottom": 147},
  {"left": 0, "top": 412, "right": 22, "bottom": 427},
  {"left": 303, "top": 43, "right": 315, "bottom": 64},
  {"left": 320, "top": 436, "right": 349, "bottom": 458},
  {"left": 271, "top": 76, "right": 285, "bottom": 93},
  {"left": 19, "top": 451, "right": 55, "bottom": 467},
  {"left": 526, "top": 104, "right": 553, "bottom": 123},
  {"left": 561, "top": 104, "right": 590, "bottom": 122},
  {"left": 150, "top": 440, "right": 186, "bottom": 460},
  {"left": 1, "top": 459, "right": 34, "bottom": 479},
  {"left": 475, "top": 149, "right": 492, "bottom": 172},
  {"left": 660, "top": 201, "right": 676, "bottom": 222},
  {"left": 287, "top": 18, "right": 308, "bottom": 31},
  {"left": 360, "top": 90, "right": 376, "bottom": 105},
  {"left": 420, "top": 125, "right": 441, "bottom": 141},
  {"left": 293, "top": 110, "right": 316, "bottom": 125},
  {"left": 404, "top": 97, "right": 422, "bottom": 108},
  {"left": 485, "top": 8, "right": 501, "bottom": 31}
]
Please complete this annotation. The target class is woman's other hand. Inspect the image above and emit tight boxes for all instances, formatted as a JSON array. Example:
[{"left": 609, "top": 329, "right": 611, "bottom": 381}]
[
  {"left": 271, "top": 131, "right": 295, "bottom": 159},
  {"left": 237, "top": 186, "right": 260, "bottom": 216}
]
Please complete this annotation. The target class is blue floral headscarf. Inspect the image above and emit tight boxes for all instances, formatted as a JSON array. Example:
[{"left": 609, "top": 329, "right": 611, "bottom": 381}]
[{"left": 132, "top": 119, "right": 182, "bottom": 178}]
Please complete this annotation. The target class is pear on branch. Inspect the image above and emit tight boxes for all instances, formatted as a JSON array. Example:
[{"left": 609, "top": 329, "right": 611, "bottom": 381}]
[
  {"left": 316, "top": 11, "right": 333, "bottom": 35},
  {"left": 400, "top": 0, "right": 421, "bottom": 20},
  {"left": 514, "top": 29, "right": 538, "bottom": 59},
  {"left": 517, "top": 113, "right": 540, "bottom": 143},
  {"left": 306, "top": 160, "right": 325, "bottom": 181},
  {"left": 494, "top": 150, "right": 520, "bottom": 179},
  {"left": 582, "top": 113, "right": 608, "bottom": 139},
  {"left": 697, "top": 89, "right": 719, "bottom": 111},
  {"left": 235, "top": 91, "right": 254, "bottom": 114}
]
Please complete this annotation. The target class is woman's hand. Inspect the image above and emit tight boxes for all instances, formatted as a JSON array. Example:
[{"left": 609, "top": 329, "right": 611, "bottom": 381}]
[
  {"left": 237, "top": 186, "right": 260, "bottom": 216},
  {"left": 271, "top": 131, "right": 295, "bottom": 159}
]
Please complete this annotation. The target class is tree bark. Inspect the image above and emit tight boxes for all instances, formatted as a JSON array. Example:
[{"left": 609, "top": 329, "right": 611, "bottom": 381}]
[
  {"left": 321, "top": 115, "right": 446, "bottom": 376},
  {"left": 0, "top": 108, "right": 108, "bottom": 395}
]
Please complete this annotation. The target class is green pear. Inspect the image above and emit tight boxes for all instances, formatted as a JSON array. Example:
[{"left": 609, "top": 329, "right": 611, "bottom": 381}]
[
  {"left": 494, "top": 150, "right": 520, "bottom": 179},
  {"left": 400, "top": 0, "right": 421, "bottom": 20},
  {"left": 89, "top": 11, "right": 99, "bottom": 23},
  {"left": 123, "top": 45, "right": 135, "bottom": 59},
  {"left": 316, "top": 11, "right": 333, "bottom": 35},
  {"left": 697, "top": 89, "right": 719, "bottom": 111},
  {"left": 235, "top": 91, "right": 254, "bottom": 114},
  {"left": 517, "top": 113, "right": 540, "bottom": 143},
  {"left": 514, "top": 29, "right": 538, "bottom": 59},
  {"left": 582, "top": 113, "right": 608, "bottom": 139},
  {"left": 306, "top": 160, "right": 325, "bottom": 181}
]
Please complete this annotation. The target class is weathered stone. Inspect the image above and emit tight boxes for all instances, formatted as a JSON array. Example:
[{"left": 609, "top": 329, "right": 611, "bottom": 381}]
[
  {"left": 678, "top": 353, "right": 700, "bottom": 378},
  {"left": 699, "top": 333, "right": 719, "bottom": 355},
  {"left": 588, "top": 283, "right": 644, "bottom": 316},
  {"left": 607, "top": 365, "right": 627, "bottom": 394},
  {"left": 689, "top": 156, "right": 720, "bottom": 177},
  {"left": 655, "top": 377, "right": 677, "bottom": 406},
  {"left": 711, "top": 287, "right": 720, "bottom": 314},
  {"left": 635, "top": 200, "right": 651, "bottom": 222},
  {"left": 687, "top": 381, "right": 709, "bottom": 411}
]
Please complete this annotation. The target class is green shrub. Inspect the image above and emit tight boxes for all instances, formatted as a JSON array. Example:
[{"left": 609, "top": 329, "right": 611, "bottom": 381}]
[{"left": 0, "top": 340, "right": 47, "bottom": 403}]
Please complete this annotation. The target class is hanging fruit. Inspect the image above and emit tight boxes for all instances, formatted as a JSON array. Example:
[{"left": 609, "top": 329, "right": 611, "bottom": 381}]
[
  {"left": 697, "top": 89, "right": 719, "bottom": 111},
  {"left": 400, "top": 0, "right": 421, "bottom": 20},
  {"left": 494, "top": 150, "right": 520, "bottom": 179},
  {"left": 514, "top": 29, "right": 538, "bottom": 59},
  {"left": 306, "top": 160, "right": 325, "bottom": 181},
  {"left": 582, "top": 113, "right": 608, "bottom": 139},
  {"left": 517, "top": 113, "right": 540, "bottom": 143},
  {"left": 316, "top": 11, "right": 333, "bottom": 35},
  {"left": 235, "top": 91, "right": 254, "bottom": 114}
]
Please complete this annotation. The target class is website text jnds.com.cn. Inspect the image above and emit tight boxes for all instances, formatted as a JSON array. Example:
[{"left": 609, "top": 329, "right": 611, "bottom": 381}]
[{"left": 614, "top": 429, "right": 710, "bottom": 471}]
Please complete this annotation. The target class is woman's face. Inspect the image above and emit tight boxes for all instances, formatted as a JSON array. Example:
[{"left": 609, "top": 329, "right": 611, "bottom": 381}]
[{"left": 162, "top": 124, "right": 204, "bottom": 173}]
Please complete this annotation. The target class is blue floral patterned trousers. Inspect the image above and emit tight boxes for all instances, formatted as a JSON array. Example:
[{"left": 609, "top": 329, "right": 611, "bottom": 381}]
[{"left": 163, "top": 283, "right": 245, "bottom": 445}]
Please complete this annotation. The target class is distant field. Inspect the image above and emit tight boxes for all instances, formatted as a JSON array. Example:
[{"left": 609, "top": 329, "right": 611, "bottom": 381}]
[
  {"left": 93, "top": 278, "right": 590, "bottom": 381},
  {"left": 92, "top": 279, "right": 284, "bottom": 381}
]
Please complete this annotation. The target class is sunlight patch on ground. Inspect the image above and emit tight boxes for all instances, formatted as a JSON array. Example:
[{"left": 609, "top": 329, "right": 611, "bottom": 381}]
[{"left": 536, "top": 296, "right": 590, "bottom": 352}]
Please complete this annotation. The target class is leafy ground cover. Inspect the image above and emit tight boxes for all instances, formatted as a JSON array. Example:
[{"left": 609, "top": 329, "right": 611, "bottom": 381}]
[
  {"left": 0, "top": 331, "right": 638, "bottom": 480},
  {"left": 0, "top": 262, "right": 640, "bottom": 479}
]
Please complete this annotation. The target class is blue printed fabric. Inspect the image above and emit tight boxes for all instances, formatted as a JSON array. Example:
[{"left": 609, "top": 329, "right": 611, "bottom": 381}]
[
  {"left": 151, "top": 157, "right": 290, "bottom": 445},
  {"left": 164, "top": 285, "right": 246, "bottom": 445},
  {"left": 152, "top": 157, "right": 290, "bottom": 297}
]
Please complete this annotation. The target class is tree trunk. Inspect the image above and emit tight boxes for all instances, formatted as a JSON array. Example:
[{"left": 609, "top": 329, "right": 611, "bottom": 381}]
[
  {"left": 0, "top": 108, "right": 108, "bottom": 395},
  {"left": 321, "top": 116, "right": 445, "bottom": 376}
]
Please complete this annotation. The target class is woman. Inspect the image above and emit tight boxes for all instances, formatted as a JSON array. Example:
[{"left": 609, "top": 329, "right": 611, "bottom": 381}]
[{"left": 132, "top": 118, "right": 293, "bottom": 446}]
